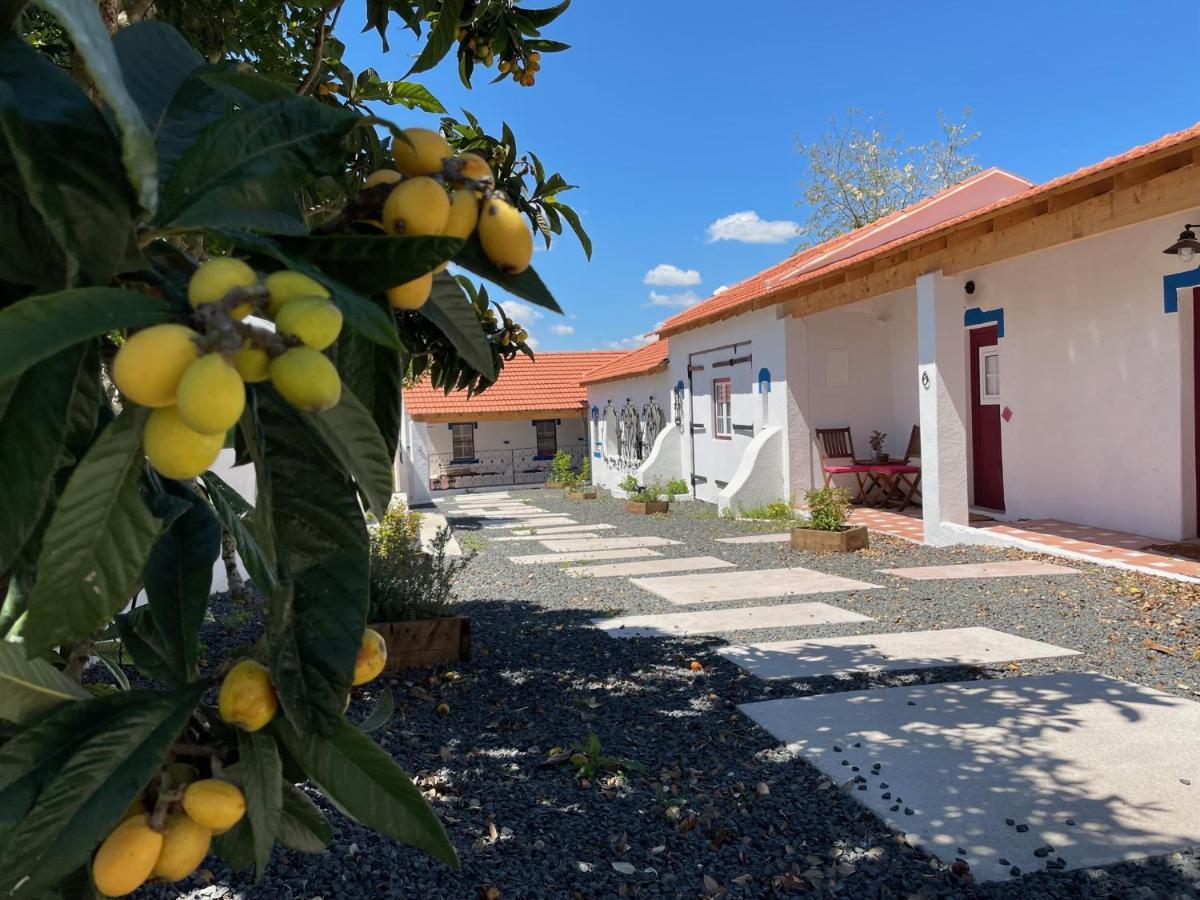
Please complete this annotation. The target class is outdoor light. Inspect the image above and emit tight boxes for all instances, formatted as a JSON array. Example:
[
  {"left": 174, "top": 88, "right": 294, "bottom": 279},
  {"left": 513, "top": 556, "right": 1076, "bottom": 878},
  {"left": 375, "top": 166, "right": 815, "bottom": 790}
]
[{"left": 1162, "top": 224, "right": 1200, "bottom": 262}]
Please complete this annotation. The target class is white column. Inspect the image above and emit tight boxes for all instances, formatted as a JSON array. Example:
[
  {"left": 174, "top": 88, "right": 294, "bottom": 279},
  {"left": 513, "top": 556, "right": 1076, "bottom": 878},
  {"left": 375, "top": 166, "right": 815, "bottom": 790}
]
[{"left": 917, "top": 270, "right": 969, "bottom": 545}]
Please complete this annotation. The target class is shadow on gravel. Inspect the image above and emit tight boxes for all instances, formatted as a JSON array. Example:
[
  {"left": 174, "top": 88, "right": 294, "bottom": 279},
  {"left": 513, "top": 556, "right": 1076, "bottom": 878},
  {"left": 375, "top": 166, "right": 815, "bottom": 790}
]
[{"left": 150, "top": 595, "right": 1200, "bottom": 900}]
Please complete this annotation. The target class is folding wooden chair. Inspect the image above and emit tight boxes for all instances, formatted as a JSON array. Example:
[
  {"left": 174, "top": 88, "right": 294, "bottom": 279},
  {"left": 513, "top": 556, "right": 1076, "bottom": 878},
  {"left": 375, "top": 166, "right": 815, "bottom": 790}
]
[
  {"left": 815, "top": 427, "right": 877, "bottom": 504},
  {"left": 870, "top": 425, "right": 921, "bottom": 511}
]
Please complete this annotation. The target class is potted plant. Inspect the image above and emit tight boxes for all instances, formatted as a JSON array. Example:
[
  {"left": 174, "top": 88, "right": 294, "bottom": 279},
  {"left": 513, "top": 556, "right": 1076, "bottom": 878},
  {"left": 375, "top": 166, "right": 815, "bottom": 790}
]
[
  {"left": 869, "top": 430, "right": 889, "bottom": 463},
  {"left": 626, "top": 481, "right": 670, "bottom": 514},
  {"left": 617, "top": 473, "right": 640, "bottom": 496},
  {"left": 369, "top": 505, "right": 476, "bottom": 672},
  {"left": 666, "top": 478, "right": 689, "bottom": 500},
  {"left": 791, "top": 486, "right": 869, "bottom": 552},
  {"left": 545, "top": 448, "right": 574, "bottom": 489},
  {"left": 564, "top": 465, "right": 597, "bottom": 500}
]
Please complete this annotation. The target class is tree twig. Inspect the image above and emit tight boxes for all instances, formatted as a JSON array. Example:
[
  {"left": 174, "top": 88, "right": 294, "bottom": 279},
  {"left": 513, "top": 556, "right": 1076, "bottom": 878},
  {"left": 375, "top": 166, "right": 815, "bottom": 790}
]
[{"left": 296, "top": 0, "right": 346, "bottom": 96}]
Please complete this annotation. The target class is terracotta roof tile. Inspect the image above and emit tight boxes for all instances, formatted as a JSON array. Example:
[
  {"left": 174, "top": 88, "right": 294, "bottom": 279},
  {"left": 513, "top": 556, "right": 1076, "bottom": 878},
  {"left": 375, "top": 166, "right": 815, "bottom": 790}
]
[
  {"left": 580, "top": 338, "right": 668, "bottom": 385},
  {"left": 659, "top": 122, "right": 1200, "bottom": 337},
  {"left": 404, "top": 351, "right": 624, "bottom": 418}
]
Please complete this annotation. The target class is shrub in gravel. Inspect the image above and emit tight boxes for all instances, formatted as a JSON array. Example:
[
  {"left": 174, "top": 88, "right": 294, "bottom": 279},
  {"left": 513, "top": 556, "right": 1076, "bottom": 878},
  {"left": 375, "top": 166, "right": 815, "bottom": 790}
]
[{"left": 370, "top": 508, "right": 475, "bottom": 623}]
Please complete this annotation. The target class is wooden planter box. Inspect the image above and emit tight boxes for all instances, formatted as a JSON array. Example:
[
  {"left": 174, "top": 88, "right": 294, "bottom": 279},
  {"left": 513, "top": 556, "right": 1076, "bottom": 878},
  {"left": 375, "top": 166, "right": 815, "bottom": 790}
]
[
  {"left": 625, "top": 500, "right": 669, "bottom": 514},
  {"left": 544, "top": 480, "right": 566, "bottom": 489},
  {"left": 790, "top": 524, "right": 869, "bottom": 552},
  {"left": 371, "top": 616, "right": 471, "bottom": 673},
  {"left": 565, "top": 489, "right": 597, "bottom": 500}
]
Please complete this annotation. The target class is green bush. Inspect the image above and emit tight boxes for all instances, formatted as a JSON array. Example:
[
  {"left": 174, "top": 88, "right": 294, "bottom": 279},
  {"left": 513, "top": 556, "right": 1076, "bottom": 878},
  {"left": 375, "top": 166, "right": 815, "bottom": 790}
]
[
  {"left": 369, "top": 506, "right": 474, "bottom": 623},
  {"left": 579, "top": 455, "right": 591, "bottom": 484},
  {"left": 631, "top": 481, "right": 666, "bottom": 503},
  {"left": 666, "top": 478, "right": 689, "bottom": 498},
  {"left": 618, "top": 474, "right": 639, "bottom": 493},
  {"left": 740, "top": 500, "right": 795, "bottom": 520},
  {"left": 803, "top": 486, "right": 851, "bottom": 532},
  {"left": 549, "top": 449, "right": 574, "bottom": 483}
]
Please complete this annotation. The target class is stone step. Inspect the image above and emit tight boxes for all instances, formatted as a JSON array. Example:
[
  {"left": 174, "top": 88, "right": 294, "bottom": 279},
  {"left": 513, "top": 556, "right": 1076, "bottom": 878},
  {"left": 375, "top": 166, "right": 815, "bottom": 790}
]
[
  {"left": 493, "top": 533, "right": 603, "bottom": 542},
  {"left": 484, "top": 517, "right": 577, "bottom": 529},
  {"left": 718, "top": 627, "right": 1079, "bottom": 679},
  {"left": 716, "top": 533, "right": 791, "bottom": 544},
  {"left": 738, "top": 673, "right": 1200, "bottom": 882},
  {"left": 537, "top": 536, "right": 681, "bottom": 552},
  {"left": 567, "top": 556, "right": 734, "bottom": 578},
  {"left": 508, "top": 548, "right": 664, "bottom": 565},
  {"left": 878, "top": 560, "right": 1081, "bottom": 580},
  {"left": 513, "top": 524, "right": 616, "bottom": 536},
  {"left": 593, "top": 601, "right": 872, "bottom": 638},
  {"left": 631, "top": 567, "right": 881, "bottom": 606}
]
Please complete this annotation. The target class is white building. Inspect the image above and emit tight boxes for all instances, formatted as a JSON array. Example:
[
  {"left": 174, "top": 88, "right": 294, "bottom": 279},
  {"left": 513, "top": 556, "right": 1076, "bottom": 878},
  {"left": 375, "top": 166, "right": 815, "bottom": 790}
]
[
  {"left": 400, "top": 351, "right": 622, "bottom": 503},
  {"left": 590, "top": 122, "right": 1200, "bottom": 543}
]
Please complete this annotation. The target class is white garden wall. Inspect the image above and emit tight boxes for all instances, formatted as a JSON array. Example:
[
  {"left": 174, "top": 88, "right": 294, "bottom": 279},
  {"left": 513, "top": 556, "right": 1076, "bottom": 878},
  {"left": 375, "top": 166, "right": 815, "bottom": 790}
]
[{"left": 586, "top": 370, "right": 672, "bottom": 492}]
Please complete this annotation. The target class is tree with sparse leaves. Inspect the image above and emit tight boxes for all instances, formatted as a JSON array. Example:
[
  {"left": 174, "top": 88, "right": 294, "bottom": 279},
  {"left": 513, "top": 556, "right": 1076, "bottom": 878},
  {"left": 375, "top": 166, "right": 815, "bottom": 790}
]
[
  {"left": 795, "top": 108, "right": 981, "bottom": 244},
  {"left": 0, "top": 0, "right": 581, "bottom": 896}
]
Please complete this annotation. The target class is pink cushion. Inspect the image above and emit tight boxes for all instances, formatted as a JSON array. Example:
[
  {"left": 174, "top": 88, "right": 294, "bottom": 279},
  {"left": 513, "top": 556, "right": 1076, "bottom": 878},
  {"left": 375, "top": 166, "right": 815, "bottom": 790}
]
[
  {"left": 871, "top": 464, "right": 920, "bottom": 474},
  {"left": 823, "top": 464, "right": 871, "bottom": 474}
]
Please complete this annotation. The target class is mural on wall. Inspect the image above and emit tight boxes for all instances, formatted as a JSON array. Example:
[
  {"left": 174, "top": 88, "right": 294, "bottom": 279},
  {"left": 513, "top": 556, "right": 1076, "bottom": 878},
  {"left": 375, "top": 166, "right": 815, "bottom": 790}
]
[
  {"left": 619, "top": 399, "right": 640, "bottom": 466},
  {"left": 673, "top": 381, "right": 685, "bottom": 430},
  {"left": 598, "top": 395, "right": 670, "bottom": 473},
  {"left": 643, "top": 398, "right": 665, "bottom": 453}
]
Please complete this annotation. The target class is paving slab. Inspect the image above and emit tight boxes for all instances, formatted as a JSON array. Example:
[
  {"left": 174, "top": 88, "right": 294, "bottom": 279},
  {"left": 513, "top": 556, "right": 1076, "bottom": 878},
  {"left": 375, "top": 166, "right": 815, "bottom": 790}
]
[
  {"left": 537, "top": 536, "right": 682, "bottom": 552},
  {"left": 508, "top": 548, "right": 663, "bottom": 565},
  {"left": 484, "top": 517, "right": 577, "bottom": 529},
  {"left": 593, "top": 601, "right": 872, "bottom": 638},
  {"left": 567, "top": 556, "right": 735, "bottom": 578},
  {"left": 493, "top": 533, "right": 602, "bottom": 542},
  {"left": 512, "top": 524, "right": 616, "bottom": 536},
  {"left": 718, "top": 627, "right": 1080, "bottom": 679},
  {"left": 715, "top": 533, "right": 791, "bottom": 544},
  {"left": 739, "top": 673, "right": 1200, "bottom": 882},
  {"left": 631, "top": 567, "right": 881, "bottom": 605},
  {"left": 879, "top": 560, "right": 1081, "bottom": 580},
  {"left": 448, "top": 507, "right": 548, "bottom": 518}
]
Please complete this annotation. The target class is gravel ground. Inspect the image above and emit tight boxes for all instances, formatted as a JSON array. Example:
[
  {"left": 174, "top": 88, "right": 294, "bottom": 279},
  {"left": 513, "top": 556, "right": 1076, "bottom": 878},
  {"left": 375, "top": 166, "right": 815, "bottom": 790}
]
[{"left": 152, "top": 488, "right": 1200, "bottom": 899}]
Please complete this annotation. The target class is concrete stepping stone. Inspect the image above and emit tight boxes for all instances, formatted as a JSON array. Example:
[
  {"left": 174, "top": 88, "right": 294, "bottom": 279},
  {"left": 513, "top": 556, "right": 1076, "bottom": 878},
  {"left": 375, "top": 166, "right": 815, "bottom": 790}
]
[
  {"left": 484, "top": 517, "right": 577, "bottom": 529},
  {"left": 567, "top": 556, "right": 735, "bottom": 578},
  {"left": 493, "top": 533, "right": 603, "bottom": 542},
  {"left": 593, "top": 602, "right": 872, "bottom": 638},
  {"left": 508, "top": 549, "right": 663, "bottom": 565},
  {"left": 512, "top": 524, "right": 616, "bottom": 536},
  {"left": 631, "top": 567, "right": 881, "bottom": 606},
  {"left": 880, "top": 560, "right": 1081, "bottom": 580},
  {"left": 448, "top": 507, "right": 548, "bottom": 518},
  {"left": 537, "top": 536, "right": 681, "bottom": 552},
  {"left": 718, "top": 627, "right": 1080, "bottom": 680},
  {"left": 716, "top": 533, "right": 791, "bottom": 544},
  {"left": 739, "top": 672, "right": 1200, "bottom": 882}
]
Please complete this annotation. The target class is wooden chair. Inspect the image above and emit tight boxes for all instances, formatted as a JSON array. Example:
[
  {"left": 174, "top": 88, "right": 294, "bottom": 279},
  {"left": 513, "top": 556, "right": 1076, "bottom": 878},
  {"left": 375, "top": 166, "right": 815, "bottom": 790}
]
[
  {"left": 815, "top": 427, "right": 877, "bottom": 503},
  {"left": 870, "top": 425, "right": 921, "bottom": 511}
]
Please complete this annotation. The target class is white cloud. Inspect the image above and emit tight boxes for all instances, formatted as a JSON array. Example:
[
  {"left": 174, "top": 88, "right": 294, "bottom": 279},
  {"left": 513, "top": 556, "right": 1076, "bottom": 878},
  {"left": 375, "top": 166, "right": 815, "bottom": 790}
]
[
  {"left": 714, "top": 284, "right": 729, "bottom": 295},
  {"left": 643, "top": 263, "right": 701, "bottom": 287},
  {"left": 604, "top": 333, "right": 656, "bottom": 350},
  {"left": 648, "top": 289, "right": 703, "bottom": 308},
  {"left": 549, "top": 323, "right": 574, "bottom": 336},
  {"left": 706, "top": 210, "right": 800, "bottom": 244},
  {"left": 499, "top": 299, "right": 544, "bottom": 322},
  {"left": 524, "top": 335, "right": 540, "bottom": 349}
]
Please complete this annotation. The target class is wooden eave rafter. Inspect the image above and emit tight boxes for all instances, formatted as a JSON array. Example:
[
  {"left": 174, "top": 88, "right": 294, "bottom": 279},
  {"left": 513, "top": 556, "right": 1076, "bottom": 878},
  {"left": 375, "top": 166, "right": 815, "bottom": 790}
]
[{"left": 581, "top": 361, "right": 669, "bottom": 388}]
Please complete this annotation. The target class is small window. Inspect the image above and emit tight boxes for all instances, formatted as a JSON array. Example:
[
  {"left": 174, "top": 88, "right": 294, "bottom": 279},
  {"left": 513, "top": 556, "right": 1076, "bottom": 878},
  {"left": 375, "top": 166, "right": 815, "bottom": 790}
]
[
  {"left": 978, "top": 349, "right": 1001, "bottom": 406},
  {"left": 450, "top": 422, "right": 475, "bottom": 460},
  {"left": 713, "top": 378, "right": 732, "bottom": 439},
  {"left": 534, "top": 419, "right": 557, "bottom": 457}
]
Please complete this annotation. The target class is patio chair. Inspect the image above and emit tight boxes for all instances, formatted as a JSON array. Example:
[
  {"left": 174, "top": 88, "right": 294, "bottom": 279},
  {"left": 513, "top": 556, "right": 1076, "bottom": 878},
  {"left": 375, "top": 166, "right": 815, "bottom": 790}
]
[
  {"left": 870, "top": 425, "right": 922, "bottom": 511},
  {"left": 815, "top": 427, "right": 878, "bottom": 504}
]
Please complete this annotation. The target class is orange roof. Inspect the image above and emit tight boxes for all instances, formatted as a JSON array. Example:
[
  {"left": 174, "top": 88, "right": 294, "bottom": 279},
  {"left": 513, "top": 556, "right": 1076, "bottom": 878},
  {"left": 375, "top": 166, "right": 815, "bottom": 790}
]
[
  {"left": 659, "top": 122, "right": 1200, "bottom": 337},
  {"left": 404, "top": 351, "right": 624, "bottom": 419},
  {"left": 580, "top": 338, "right": 669, "bottom": 386}
]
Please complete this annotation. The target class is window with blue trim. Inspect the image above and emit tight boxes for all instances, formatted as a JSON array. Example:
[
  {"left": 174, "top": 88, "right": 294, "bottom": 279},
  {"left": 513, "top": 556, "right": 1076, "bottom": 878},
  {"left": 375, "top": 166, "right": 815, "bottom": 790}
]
[
  {"left": 450, "top": 422, "right": 475, "bottom": 461},
  {"left": 534, "top": 419, "right": 557, "bottom": 458}
]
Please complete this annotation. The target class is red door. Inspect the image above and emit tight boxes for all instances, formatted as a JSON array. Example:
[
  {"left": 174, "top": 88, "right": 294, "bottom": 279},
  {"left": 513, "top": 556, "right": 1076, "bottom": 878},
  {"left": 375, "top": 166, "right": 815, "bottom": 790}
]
[{"left": 969, "top": 324, "right": 1005, "bottom": 511}]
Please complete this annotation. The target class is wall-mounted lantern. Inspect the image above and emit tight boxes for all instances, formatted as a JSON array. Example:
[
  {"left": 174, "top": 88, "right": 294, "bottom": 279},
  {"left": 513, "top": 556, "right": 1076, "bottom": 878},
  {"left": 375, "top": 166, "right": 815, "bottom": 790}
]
[{"left": 1163, "top": 224, "right": 1200, "bottom": 263}]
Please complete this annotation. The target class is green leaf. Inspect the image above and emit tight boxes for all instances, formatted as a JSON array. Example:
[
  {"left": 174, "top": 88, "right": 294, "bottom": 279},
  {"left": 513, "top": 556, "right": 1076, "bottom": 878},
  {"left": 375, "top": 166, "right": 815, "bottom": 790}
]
[
  {"left": 23, "top": 409, "right": 161, "bottom": 658},
  {"left": 0, "top": 147, "right": 66, "bottom": 289},
  {"left": 278, "top": 234, "right": 463, "bottom": 296},
  {"left": 236, "top": 730, "right": 282, "bottom": 879},
  {"left": 200, "top": 470, "right": 278, "bottom": 597},
  {"left": 277, "top": 783, "right": 330, "bottom": 853},
  {"left": 36, "top": 0, "right": 159, "bottom": 215},
  {"left": 143, "top": 484, "right": 221, "bottom": 682},
  {"left": 304, "top": 389, "right": 395, "bottom": 521},
  {"left": 352, "top": 72, "right": 445, "bottom": 112},
  {"left": 354, "top": 687, "right": 393, "bottom": 733},
  {"left": 405, "top": 0, "right": 466, "bottom": 76},
  {"left": 115, "top": 606, "right": 181, "bottom": 684},
  {"left": 0, "top": 642, "right": 88, "bottom": 724},
  {"left": 419, "top": 272, "right": 495, "bottom": 379},
  {"left": 551, "top": 200, "right": 592, "bottom": 260},
  {"left": 213, "top": 815, "right": 255, "bottom": 872},
  {"left": 0, "top": 287, "right": 177, "bottom": 384},
  {"left": 453, "top": 233, "right": 561, "bottom": 313},
  {"left": 0, "top": 36, "right": 136, "bottom": 287},
  {"left": 112, "top": 20, "right": 204, "bottom": 135},
  {"left": 0, "top": 684, "right": 204, "bottom": 897},
  {"left": 514, "top": 0, "right": 571, "bottom": 28},
  {"left": 274, "top": 717, "right": 458, "bottom": 867},
  {"left": 0, "top": 345, "right": 89, "bottom": 580},
  {"left": 335, "top": 328, "right": 402, "bottom": 464},
  {"left": 223, "top": 230, "right": 402, "bottom": 351},
  {"left": 157, "top": 97, "right": 357, "bottom": 232}
]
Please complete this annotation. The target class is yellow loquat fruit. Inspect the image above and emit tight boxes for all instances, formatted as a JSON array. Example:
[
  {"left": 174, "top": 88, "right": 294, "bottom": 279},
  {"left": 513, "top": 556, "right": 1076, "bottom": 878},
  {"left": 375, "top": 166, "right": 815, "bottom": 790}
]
[
  {"left": 176, "top": 354, "right": 245, "bottom": 435},
  {"left": 392, "top": 127, "right": 452, "bottom": 177},
  {"left": 144, "top": 407, "right": 224, "bottom": 480},
  {"left": 478, "top": 196, "right": 534, "bottom": 274},
  {"left": 385, "top": 272, "right": 434, "bottom": 311},
  {"left": 275, "top": 296, "right": 343, "bottom": 351},
  {"left": 217, "top": 659, "right": 278, "bottom": 732},
  {"left": 382, "top": 177, "right": 451, "bottom": 236},
  {"left": 112, "top": 324, "right": 201, "bottom": 408},
  {"left": 269, "top": 347, "right": 341, "bottom": 412},
  {"left": 188, "top": 258, "right": 258, "bottom": 319}
]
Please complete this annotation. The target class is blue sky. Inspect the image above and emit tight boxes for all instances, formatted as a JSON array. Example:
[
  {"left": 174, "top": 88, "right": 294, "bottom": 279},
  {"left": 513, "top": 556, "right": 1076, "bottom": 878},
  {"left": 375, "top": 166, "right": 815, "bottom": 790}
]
[{"left": 340, "top": 0, "right": 1199, "bottom": 352}]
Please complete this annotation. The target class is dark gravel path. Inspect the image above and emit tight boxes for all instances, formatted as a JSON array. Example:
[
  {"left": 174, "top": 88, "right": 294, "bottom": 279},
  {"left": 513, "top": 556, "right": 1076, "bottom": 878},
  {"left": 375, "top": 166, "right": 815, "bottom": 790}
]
[{"left": 153, "top": 489, "right": 1200, "bottom": 899}]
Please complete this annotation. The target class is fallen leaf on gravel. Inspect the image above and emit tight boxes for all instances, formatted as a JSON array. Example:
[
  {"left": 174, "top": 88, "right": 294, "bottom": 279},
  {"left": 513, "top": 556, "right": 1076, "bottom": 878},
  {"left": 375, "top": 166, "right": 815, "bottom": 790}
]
[
  {"left": 479, "top": 887, "right": 500, "bottom": 900},
  {"left": 702, "top": 874, "right": 724, "bottom": 896},
  {"left": 1144, "top": 639, "right": 1175, "bottom": 655},
  {"left": 611, "top": 861, "right": 635, "bottom": 875},
  {"left": 756, "top": 781, "right": 770, "bottom": 796},
  {"left": 732, "top": 874, "right": 753, "bottom": 885}
]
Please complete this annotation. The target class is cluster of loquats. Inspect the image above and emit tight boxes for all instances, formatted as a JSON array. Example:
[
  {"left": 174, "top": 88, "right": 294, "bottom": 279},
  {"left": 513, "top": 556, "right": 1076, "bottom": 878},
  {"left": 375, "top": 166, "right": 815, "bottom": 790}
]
[
  {"left": 90, "top": 631, "right": 388, "bottom": 897},
  {"left": 365, "top": 127, "right": 534, "bottom": 312},
  {"left": 112, "top": 261, "right": 345, "bottom": 480}
]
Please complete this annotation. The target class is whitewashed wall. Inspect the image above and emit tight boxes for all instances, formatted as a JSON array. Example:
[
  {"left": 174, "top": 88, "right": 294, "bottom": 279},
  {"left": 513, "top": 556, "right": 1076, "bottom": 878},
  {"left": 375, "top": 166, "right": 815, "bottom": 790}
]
[{"left": 586, "top": 371, "right": 672, "bottom": 491}]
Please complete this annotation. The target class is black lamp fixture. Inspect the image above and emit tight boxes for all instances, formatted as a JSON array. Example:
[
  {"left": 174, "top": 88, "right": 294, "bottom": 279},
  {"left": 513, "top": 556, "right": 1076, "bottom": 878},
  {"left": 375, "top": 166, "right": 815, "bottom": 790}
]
[{"left": 1163, "top": 224, "right": 1200, "bottom": 262}]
